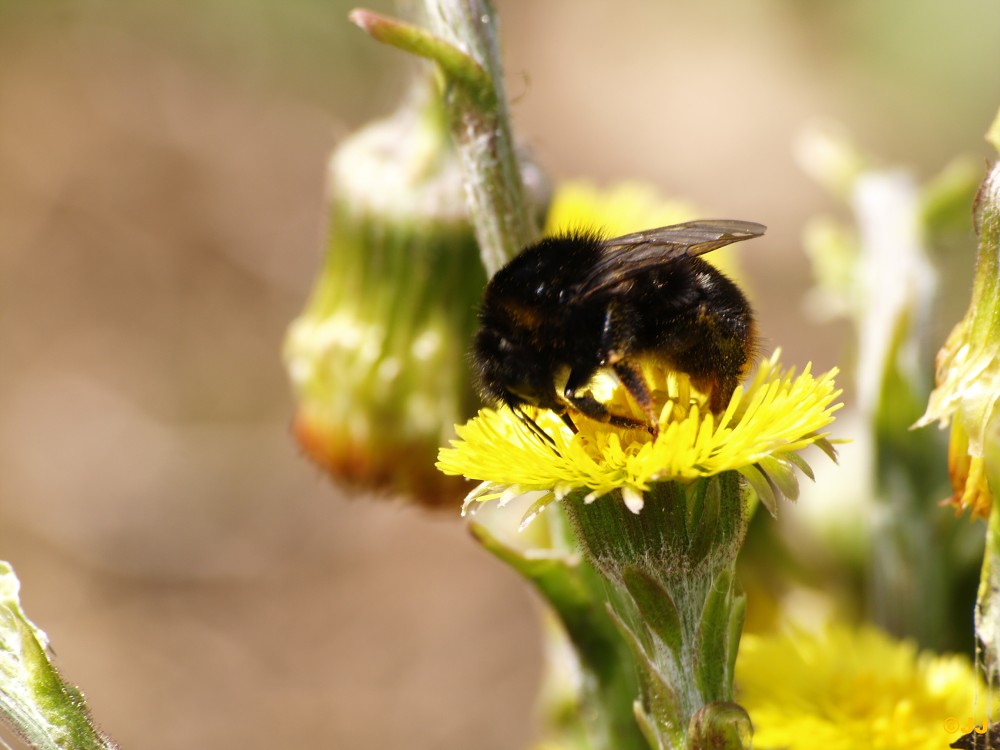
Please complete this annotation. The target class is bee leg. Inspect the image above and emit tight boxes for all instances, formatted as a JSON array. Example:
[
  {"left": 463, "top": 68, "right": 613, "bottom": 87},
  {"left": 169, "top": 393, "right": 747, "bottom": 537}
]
[
  {"left": 563, "top": 392, "right": 647, "bottom": 431},
  {"left": 611, "top": 362, "right": 659, "bottom": 435},
  {"left": 607, "top": 413, "right": 649, "bottom": 430},
  {"left": 562, "top": 391, "right": 611, "bottom": 422},
  {"left": 562, "top": 367, "right": 617, "bottom": 424},
  {"left": 562, "top": 366, "right": 601, "bottom": 416},
  {"left": 563, "top": 364, "right": 649, "bottom": 432},
  {"left": 559, "top": 412, "right": 579, "bottom": 434}
]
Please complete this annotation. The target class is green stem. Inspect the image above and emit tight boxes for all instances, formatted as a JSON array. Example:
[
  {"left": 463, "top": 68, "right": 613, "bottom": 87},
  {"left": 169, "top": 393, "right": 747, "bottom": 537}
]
[
  {"left": 0, "top": 562, "right": 119, "bottom": 750},
  {"left": 348, "top": 9, "right": 490, "bottom": 98},
  {"left": 970, "top": 161, "right": 1000, "bottom": 342},
  {"left": 564, "top": 474, "right": 753, "bottom": 750},
  {"left": 962, "top": 157, "right": 1000, "bottom": 680},
  {"left": 975, "top": 154, "right": 1000, "bottom": 682},
  {"left": 469, "top": 514, "right": 649, "bottom": 750},
  {"left": 350, "top": 1, "right": 538, "bottom": 273},
  {"left": 424, "top": 0, "right": 538, "bottom": 272},
  {"left": 977, "top": 422, "right": 1000, "bottom": 682}
]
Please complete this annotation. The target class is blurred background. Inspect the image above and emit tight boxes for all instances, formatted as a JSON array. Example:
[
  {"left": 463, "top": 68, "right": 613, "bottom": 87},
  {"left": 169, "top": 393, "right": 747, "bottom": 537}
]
[{"left": 1, "top": 0, "right": 999, "bottom": 748}]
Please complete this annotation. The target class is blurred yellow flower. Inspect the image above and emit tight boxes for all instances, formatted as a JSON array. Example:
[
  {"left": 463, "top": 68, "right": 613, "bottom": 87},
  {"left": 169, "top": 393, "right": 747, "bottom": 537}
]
[
  {"left": 544, "top": 181, "right": 739, "bottom": 276},
  {"left": 736, "top": 624, "right": 993, "bottom": 750},
  {"left": 544, "top": 181, "right": 696, "bottom": 237}
]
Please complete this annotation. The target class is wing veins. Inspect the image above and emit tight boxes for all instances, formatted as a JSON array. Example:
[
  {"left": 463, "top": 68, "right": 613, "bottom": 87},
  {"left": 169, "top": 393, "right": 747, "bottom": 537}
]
[{"left": 579, "top": 219, "right": 765, "bottom": 299}]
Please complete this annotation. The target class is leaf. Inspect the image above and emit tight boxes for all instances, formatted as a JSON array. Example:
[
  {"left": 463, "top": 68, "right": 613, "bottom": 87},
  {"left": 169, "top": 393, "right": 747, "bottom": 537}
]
[
  {"left": 632, "top": 700, "right": 661, "bottom": 750},
  {"left": 757, "top": 455, "right": 801, "bottom": 501},
  {"left": 606, "top": 605, "right": 684, "bottom": 749},
  {"left": 694, "top": 569, "right": 735, "bottom": 703},
  {"left": 686, "top": 478, "right": 721, "bottom": 564},
  {"left": 621, "top": 567, "right": 683, "bottom": 667},
  {"left": 725, "top": 592, "right": 747, "bottom": 695},
  {"left": 782, "top": 449, "right": 815, "bottom": 481},
  {"left": 469, "top": 519, "right": 619, "bottom": 669},
  {"left": 736, "top": 463, "right": 778, "bottom": 516}
]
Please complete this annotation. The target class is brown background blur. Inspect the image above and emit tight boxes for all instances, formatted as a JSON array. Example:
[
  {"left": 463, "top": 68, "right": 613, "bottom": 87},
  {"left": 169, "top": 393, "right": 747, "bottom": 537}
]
[{"left": 1, "top": 1, "right": 998, "bottom": 748}]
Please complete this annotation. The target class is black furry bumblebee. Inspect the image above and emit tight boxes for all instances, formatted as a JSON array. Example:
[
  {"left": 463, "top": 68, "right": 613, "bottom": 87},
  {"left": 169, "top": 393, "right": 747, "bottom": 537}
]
[{"left": 472, "top": 220, "right": 765, "bottom": 441}]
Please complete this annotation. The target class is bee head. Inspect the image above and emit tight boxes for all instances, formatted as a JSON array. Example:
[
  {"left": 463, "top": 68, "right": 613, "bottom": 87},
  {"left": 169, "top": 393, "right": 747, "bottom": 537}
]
[{"left": 471, "top": 326, "right": 560, "bottom": 413}]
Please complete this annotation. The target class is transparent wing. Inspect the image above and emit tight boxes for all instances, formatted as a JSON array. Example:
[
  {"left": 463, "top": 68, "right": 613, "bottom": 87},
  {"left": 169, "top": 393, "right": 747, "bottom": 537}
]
[{"left": 580, "top": 219, "right": 765, "bottom": 299}]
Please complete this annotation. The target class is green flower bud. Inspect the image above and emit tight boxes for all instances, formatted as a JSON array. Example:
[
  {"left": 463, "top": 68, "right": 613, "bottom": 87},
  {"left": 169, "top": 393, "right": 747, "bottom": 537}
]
[
  {"left": 917, "top": 112, "right": 1000, "bottom": 519},
  {"left": 284, "top": 85, "right": 487, "bottom": 507}
]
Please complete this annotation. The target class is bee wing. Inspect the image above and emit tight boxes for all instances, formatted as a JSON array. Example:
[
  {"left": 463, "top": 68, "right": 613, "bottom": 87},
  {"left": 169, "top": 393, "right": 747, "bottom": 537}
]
[
  {"left": 580, "top": 220, "right": 765, "bottom": 298},
  {"left": 601, "top": 220, "right": 765, "bottom": 256}
]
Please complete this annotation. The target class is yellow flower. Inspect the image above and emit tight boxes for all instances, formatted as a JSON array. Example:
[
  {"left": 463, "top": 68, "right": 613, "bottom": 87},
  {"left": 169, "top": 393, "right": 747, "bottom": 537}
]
[
  {"left": 439, "top": 181, "right": 840, "bottom": 524},
  {"left": 437, "top": 350, "right": 841, "bottom": 526},
  {"left": 736, "top": 624, "right": 993, "bottom": 750}
]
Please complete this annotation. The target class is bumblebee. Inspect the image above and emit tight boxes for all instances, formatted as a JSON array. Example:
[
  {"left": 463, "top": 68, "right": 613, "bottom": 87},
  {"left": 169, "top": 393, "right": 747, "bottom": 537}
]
[{"left": 472, "top": 220, "right": 764, "bottom": 441}]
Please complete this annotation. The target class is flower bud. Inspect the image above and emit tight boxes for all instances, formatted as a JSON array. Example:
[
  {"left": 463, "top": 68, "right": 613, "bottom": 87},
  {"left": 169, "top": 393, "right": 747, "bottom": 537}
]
[
  {"left": 285, "top": 86, "right": 487, "bottom": 507},
  {"left": 917, "top": 115, "right": 1000, "bottom": 518}
]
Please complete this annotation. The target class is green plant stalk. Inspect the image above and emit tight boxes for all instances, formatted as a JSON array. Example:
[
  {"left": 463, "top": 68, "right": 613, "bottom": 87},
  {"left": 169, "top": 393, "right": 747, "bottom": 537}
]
[
  {"left": 350, "top": 5, "right": 648, "bottom": 749},
  {"left": 0, "top": 562, "right": 118, "bottom": 750},
  {"left": 968, "top": 161, "right": 1000, "bottom": 344},
  {"left": 424, "top": 0, "right": 537, "bottom": 272},
  {"left": 564, "top": 475, "right": 752, "bottom": 750},
  {"left": 348, "top": 9, "right": 490, "bottom": 97},
  {"left": 470, "top": 517, "right": 649, "bottom": 750},
  {"left": 350, "top": 0, "right": 537, "bottom": 273},
  {"left": 972, "top": 157, "right": 1000, "bottom": 682},
  {"left": 976, "top": 495, "right": 1000, "bottom": 681}
]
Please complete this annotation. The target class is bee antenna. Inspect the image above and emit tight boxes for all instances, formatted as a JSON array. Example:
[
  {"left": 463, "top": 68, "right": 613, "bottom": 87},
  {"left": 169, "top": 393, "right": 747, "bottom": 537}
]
[{"left": 514, "top": 408, "right": 561, "bottom": 454}]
